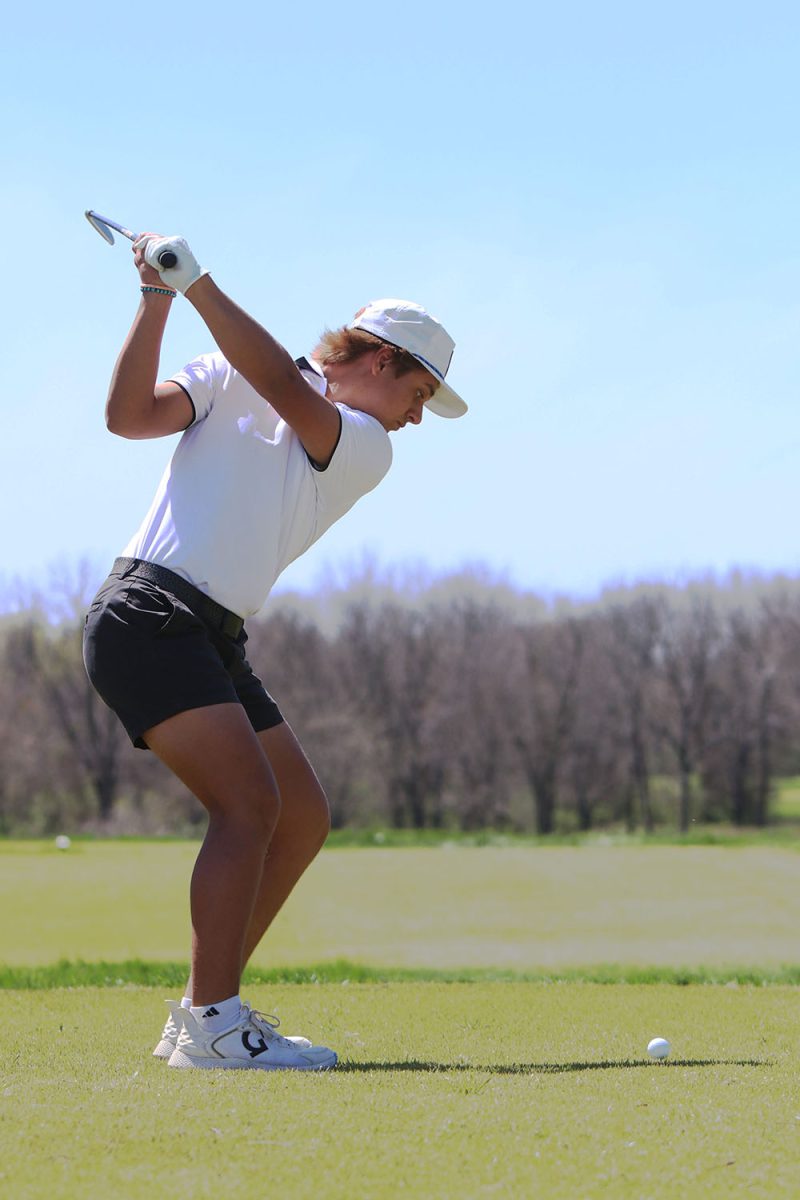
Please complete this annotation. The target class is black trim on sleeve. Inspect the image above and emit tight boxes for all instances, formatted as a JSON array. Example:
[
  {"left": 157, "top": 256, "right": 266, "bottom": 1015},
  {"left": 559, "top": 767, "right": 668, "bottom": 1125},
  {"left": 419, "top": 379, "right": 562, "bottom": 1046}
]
[
  {"left": 294, "top": 355, "right": 324, "bottom": 379},
  {"left": 294, "top": 355, "right": 340, "bottom": 470},
  {"left": 309, "top": 407, "right": 342, "bottom": 472},
  {"left": 169, "top": 379, "right": 197, "bottom": 425}
]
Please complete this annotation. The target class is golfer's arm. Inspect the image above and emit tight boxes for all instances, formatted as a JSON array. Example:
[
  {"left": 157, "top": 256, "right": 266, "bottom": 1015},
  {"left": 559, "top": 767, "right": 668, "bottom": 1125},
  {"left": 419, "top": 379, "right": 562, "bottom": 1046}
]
[
  {"left": 105, "top": 296, "right": 194, "bottom": 439},
  {"left": 185, "top": 276, "right": 341, "bottom": 464}
]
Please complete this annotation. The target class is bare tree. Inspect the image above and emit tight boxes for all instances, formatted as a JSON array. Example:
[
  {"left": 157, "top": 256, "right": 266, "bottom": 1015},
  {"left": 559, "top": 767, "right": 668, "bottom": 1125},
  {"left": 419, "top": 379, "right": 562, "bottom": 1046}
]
[
  {"left": 334, "top": 603, "right": 449, "bottom": 828},
  {"left": 33, "top": 623, "right": 128, "bottom": 821},
  {"left": 437, "top": 602, "right": 519, "bottom": 830},
  {"left": 701, "top": 607, "right": 781, "bottom": 824},
  {"left": 649, "top": 598, "right": 719, "bottom": 832},
  {"left": 563, "top": 617, "right": 627, "bottom": 831},
  {"left": 601, "top": 598, "right": 662, "bottom": 831},
  {"left": 507, "top": 617, "right": 584, "bottom": 834}
]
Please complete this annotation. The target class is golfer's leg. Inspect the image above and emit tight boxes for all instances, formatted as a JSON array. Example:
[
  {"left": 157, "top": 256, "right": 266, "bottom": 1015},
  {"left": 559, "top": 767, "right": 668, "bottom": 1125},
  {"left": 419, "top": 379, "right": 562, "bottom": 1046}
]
[
  {"left": 240, "top": 721, "right": 331, "bottom": 966},
  {"left": 143, "top": 703, "right": 281, "bottom": 1005}
]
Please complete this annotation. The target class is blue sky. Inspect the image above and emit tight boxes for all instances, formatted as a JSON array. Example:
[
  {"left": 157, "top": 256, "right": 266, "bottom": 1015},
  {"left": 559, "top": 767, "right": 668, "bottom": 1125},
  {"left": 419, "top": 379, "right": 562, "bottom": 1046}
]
[{"left": 2, "top": 0, "right": 799, "bottom": 603}]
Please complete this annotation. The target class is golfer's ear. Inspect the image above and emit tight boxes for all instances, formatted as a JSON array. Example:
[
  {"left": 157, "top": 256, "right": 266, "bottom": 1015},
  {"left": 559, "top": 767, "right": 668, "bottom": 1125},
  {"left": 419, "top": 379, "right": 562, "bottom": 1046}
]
[{"left": 371, "top": 346, "right": 394, "bottom": 375}]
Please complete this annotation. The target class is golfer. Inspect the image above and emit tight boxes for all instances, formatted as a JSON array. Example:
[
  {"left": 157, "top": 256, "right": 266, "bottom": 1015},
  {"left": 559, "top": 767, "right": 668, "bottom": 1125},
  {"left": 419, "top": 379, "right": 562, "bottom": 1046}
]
[{"left": 83, "top": 232, "right": 467, "bottom": 1070}]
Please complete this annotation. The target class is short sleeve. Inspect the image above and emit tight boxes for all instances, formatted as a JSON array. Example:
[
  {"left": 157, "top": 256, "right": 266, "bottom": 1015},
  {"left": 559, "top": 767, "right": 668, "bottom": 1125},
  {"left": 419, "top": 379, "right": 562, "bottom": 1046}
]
[
  {"left": 312, "top": 405, "right": 393, "bottom": 515},
  {"left": 169, "top": 352, "right": 226, "bottom": 424}
]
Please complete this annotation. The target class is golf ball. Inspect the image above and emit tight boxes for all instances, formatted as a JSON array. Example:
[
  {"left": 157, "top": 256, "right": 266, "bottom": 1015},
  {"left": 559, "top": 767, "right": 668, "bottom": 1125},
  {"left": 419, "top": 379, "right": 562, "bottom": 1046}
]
[
  {"left": 647, "top": 1037, "right": 670, "bottom": 1060},
  {"left": 55, "top": 835, "right": 71, "bottom": 851}
]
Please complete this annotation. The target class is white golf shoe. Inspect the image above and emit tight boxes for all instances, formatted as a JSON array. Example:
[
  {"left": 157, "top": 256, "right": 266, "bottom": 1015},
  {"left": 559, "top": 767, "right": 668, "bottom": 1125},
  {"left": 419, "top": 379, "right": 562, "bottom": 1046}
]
[
  {"left": 167, "top": 1004, "right": 337, "bottom": 1071},
  {"left": 153, "top": 1000, "right": 185, "bottom": 1059},
  {"left": 153, "top": 999, "right": 314, "bottom": 1061}
]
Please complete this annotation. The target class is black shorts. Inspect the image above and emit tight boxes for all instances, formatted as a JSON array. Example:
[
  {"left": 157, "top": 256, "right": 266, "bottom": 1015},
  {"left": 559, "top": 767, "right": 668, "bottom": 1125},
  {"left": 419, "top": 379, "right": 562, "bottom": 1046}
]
[{"left": 82, "top": 558, "right": 283, "bottom": 749}]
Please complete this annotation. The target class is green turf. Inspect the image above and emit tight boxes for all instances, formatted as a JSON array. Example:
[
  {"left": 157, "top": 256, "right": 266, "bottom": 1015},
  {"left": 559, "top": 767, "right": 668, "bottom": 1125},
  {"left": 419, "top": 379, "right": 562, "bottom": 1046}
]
[
  {"left": 3, "top": 839, "right": 800, "bottom": 1197},
  {"left": 2, "top": 982, "right": 798, "bottom": 1199},
  {"left": 4, "top": 959, "right": 800, "bottom": 990},
  {"left": 774, "top": 776, "right": 800, "bottom": 821},
  {"left": 3, "top": 840, "right": 800, "bottom": 970}
]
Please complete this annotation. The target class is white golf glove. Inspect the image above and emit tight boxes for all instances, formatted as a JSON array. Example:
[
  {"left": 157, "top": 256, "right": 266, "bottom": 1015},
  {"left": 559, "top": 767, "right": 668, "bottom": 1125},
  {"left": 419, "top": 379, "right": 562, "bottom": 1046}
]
[{"left": 141, "top": 235, "right": 208, "bottom": 294}]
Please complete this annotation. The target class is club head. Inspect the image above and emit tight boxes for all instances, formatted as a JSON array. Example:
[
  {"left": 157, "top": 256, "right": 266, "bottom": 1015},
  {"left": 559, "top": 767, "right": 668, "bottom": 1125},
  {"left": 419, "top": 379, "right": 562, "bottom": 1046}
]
[{"left": 85, "top": 210, "right": 115, "bottom": 245}]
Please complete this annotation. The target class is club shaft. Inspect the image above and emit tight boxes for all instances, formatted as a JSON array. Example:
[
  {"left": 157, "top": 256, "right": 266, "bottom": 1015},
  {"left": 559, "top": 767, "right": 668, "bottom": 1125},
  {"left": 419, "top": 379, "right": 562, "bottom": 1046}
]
[
  {"left": 88, "top": 211, "right": 137, "bottom": 241},
  {"left": 87, "top": 210, "right": 178, "bottom": 269}
]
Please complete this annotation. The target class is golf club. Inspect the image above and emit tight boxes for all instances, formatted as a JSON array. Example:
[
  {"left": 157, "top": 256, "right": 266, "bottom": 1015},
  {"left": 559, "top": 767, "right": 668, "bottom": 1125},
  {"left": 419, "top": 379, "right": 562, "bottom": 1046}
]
[{"left": 85, "top": 210, "right": 178, "bottom": 269}]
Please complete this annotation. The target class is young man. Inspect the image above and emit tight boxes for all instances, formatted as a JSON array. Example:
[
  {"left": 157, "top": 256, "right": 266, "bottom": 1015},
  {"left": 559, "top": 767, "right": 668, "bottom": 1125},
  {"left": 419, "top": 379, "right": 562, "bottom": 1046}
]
[{"left": 83, "top": 232, "right": 467, "bottom": 1071}]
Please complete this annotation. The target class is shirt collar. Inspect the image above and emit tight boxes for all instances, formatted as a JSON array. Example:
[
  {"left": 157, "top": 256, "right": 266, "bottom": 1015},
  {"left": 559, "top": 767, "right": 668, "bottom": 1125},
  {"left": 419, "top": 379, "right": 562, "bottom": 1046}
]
[{"left": 294, "top": 355, "right": 328, "bottom": 396}]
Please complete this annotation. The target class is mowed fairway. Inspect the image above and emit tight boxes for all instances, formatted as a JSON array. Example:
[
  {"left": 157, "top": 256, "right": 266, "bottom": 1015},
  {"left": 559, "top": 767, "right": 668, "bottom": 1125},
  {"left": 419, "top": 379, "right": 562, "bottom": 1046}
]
[
  {"left": 2, "top": 840, "right": 800, "bottom": 968},
  {"left": 2, "top": 840, "right": 800, "bottom": 1198}
]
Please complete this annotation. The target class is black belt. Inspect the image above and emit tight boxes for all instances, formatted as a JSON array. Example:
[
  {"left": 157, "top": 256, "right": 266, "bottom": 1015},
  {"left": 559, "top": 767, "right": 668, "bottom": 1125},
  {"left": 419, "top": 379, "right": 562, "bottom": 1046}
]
[{"left": 113, "top": 557, "right": 245, "bottom": 639}]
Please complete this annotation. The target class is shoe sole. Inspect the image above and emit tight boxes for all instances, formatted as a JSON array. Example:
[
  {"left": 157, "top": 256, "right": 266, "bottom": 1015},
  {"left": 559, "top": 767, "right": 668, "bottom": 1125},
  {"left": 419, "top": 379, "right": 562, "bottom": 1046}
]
[{"left": 168, "top": 1048, "right": 337, "bottom": 1071}]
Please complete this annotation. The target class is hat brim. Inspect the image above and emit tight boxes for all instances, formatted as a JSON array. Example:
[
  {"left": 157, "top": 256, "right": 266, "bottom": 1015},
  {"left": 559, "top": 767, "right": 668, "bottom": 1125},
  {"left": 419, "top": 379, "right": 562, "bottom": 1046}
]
[
  {"left": 347, "top": 319, "right": 468, "bottom": 417},
  {"left": 421, "top": 375, "right": 468, "bottom": 419}
]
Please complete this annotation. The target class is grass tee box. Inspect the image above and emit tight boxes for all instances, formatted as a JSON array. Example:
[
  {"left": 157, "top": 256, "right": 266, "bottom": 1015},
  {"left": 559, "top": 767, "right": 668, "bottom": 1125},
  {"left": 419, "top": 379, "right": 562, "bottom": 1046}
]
[
  {"left": 1, "top": 840, "right": 800, "bottom": 974},
  {"left": 2, "top": 982, "right": 799, "bottom": 1200},
  {"left": 2, "top": 841, "right": 800, "bottom": 1198}
]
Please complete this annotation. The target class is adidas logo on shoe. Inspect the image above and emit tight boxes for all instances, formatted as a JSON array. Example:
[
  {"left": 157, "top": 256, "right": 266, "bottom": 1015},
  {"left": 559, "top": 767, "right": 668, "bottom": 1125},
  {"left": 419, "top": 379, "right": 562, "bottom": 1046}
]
[{"left": 202, "top": 1006, "right": 220, "bottom": 1018}]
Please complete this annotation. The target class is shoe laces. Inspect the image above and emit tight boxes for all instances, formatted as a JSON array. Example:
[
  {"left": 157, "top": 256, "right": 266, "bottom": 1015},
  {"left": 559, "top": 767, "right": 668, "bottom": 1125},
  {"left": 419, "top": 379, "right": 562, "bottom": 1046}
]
[{"left": 241, "top": 1005, "right": 295, "bottom": 1049}]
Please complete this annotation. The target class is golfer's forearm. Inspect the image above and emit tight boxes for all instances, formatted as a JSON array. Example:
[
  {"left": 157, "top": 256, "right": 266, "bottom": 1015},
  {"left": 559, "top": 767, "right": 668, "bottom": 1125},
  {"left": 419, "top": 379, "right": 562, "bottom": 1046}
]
[
  {"left": 106, "top": 296, "right": 171, "bottom": 434},
  {"left": 185, "top": 276, "right": 299, "bottom": 401}
]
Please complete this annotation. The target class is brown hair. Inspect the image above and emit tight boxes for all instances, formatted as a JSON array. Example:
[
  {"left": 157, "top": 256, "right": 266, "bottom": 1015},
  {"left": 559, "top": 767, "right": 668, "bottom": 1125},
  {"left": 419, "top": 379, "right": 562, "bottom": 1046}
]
[{"left": 313, "top": 327, "right": 423, "bottom": 377}]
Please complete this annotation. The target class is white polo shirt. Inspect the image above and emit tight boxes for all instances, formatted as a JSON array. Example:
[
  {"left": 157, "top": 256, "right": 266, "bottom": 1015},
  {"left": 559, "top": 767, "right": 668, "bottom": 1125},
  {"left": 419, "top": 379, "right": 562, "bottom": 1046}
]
[{"left": 121, "top": 353, "right": 392, "bottom": 616}]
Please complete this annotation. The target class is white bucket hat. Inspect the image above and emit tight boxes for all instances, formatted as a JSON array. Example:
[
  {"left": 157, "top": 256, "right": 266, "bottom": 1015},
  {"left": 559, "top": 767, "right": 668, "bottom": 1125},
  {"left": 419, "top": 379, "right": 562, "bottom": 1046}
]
[{"left": 348, "top": 299, "right": 467, "bottom": 418}]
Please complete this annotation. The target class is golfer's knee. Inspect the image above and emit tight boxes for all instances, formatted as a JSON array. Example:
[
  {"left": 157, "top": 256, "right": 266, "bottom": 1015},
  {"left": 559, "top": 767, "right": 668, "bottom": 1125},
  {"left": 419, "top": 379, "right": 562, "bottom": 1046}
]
[
  {"left": 308, "top": 788, "right": 332, "bottom": 851},
  {"left": 252, "top": 787, "right": 283, "bottom": 843},
  {"left": 209, "top": 784, "right": 282, "bottom": 844},
  {"left": 275, "top": 788, "right": 330, "bottom": 860},
  {"left": 256, "top": 792, "right": 283, "bottom": 843}
]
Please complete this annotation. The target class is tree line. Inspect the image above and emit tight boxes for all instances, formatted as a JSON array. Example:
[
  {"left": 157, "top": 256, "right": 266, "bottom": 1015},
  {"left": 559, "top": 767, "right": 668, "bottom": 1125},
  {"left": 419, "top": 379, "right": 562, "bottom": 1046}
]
[{"left": 3, "top": 565, "right": 800, "bottom": 836}]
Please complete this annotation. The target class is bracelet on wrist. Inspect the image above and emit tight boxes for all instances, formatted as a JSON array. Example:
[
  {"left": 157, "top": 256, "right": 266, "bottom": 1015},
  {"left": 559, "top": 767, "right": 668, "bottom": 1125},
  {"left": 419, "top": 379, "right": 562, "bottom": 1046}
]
[{"left": 141, "top": 285, "right": 177, "bottom": 298}]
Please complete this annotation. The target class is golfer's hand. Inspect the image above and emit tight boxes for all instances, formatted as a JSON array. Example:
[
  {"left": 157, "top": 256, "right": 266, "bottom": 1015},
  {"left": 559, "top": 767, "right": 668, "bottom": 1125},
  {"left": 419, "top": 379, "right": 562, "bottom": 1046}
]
[
  {"left": 136, "top": 234, "right": 209, "bottom": 295},
  {"left": 133, "top": 234, "right": 167, "bottom": 290}
]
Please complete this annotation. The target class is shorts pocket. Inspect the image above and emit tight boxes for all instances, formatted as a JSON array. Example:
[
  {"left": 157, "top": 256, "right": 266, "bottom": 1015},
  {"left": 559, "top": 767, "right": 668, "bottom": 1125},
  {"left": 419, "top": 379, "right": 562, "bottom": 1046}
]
[
  {"left": 87, "top": 573, "right": 125, "bottom": 613},
  {"left": 122, "top": 580, "right": 199, "bottom": 638}
]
